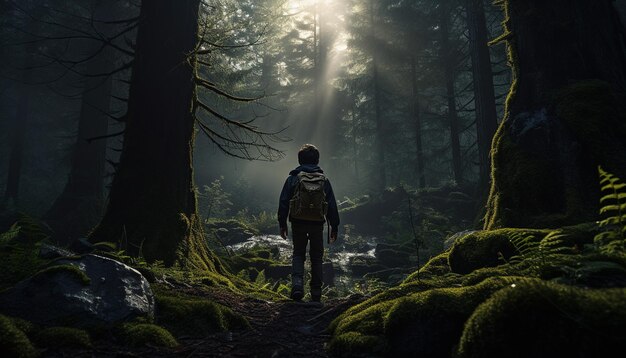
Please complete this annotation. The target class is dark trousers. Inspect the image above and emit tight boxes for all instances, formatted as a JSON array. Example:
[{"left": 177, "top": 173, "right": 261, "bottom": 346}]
[{"left": 291, "top": 222, "right": 324, "bottom": 293}]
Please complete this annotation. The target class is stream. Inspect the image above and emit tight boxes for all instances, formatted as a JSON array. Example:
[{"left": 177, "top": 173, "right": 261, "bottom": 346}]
[{"left": 227, "top": 234, "right": 384, "bottom": 295}]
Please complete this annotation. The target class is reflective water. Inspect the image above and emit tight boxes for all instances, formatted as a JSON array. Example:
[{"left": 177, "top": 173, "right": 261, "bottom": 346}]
[{"left": 227, "top": 234, "right": 378, "bottom": 276}]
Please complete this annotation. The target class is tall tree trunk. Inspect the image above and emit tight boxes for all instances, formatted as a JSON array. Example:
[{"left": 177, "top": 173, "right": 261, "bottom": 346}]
[
  {"left": 485, "top": 0, "right": 626, "bottom": 229},
  {"left": 2, "top": 82, "right": 29, "bottom": 209},
  {"left": 440, "top": 5, "right": 463, "bottom": 184},
  {"left": 411, "top": 57, "right": 426, "bottom": 188},
  {"left": 45, "top": 50, "right": 113, "bottom": 244},
  {"left": 370, "top": 0, "right": 387, "bottom": 192},
  {"left": 352, "top": 101, "right": 359, "bottom": 179},
  {"left": 465, "top": 0, "right": 498, "bottom": 191},
  {"left": 2, "top": 8, "right": 44, "bottom": 211},
  {"left": 90, "top": 0, "right": 215, "bottom": 270}
]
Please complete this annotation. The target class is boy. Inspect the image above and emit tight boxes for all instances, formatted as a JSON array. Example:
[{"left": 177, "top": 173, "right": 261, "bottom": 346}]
[{"left": 278, "top": 144, "right": 339, "bottom": 302}]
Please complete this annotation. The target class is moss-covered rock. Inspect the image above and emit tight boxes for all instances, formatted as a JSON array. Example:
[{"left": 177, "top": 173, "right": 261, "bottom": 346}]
[
  {"left": 457, "top": 280, "right": 626, "bottom": 358},
  {"left": 448, "top": 228, "right": 551, "bottom": 275},
  {"left": 206, "top": 218, "right": 259, "bottom": 245},
  {"left": 155, "top": 292, "right": 249, "bottom": 337},
  {"left": 121, "top": 323, "right": 178, "bottom": 348},
  {"left": 384, "top": 276, "right": 518, "bottom": 357},
  {"left": 35, "top": 326, "right": 91, "bottom": 349},
  {"left": 0, "top": 314, "right": 37, "bottom": 358},
  {"left": 328, "top": 276, "right": 524, "bottom": 357}
]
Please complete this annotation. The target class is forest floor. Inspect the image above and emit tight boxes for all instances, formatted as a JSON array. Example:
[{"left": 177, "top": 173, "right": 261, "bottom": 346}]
[{"left": 46, "top": 287, "right": 365, "bottom": 358}]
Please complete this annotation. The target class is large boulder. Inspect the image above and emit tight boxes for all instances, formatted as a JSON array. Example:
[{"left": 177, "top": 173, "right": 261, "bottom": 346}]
[
  {"left": 0, "top": 254, "right": 154, "bottom": 327},
  {"left": 207, "top": 219, "right": 259, "bottom": 245}
]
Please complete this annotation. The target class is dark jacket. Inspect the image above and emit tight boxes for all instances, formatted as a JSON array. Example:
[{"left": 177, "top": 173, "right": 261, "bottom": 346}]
[{"left": 278, "top": 164, "right": 340, "bottom": 233}]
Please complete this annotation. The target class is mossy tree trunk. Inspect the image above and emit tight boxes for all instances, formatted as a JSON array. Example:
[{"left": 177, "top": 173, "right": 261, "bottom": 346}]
[
  {"left": 485, "top": 0, "right": 626, "bottom": 229},
  {"left": 89, "top": 0, "right": 216, "bottom": 270}
]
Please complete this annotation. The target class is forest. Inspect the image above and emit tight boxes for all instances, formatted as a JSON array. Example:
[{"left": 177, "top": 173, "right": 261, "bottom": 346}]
[{"left": 1, "top": 0, "right": 626, "bottom": 357}]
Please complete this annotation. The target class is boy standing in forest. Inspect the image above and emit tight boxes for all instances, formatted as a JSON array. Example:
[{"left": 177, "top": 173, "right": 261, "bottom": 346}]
[{"left": 278, "top": 144, "right": 340, "bottom": 302}]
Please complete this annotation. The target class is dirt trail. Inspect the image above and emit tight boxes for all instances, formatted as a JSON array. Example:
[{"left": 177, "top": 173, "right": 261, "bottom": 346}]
[
  {"left": 45, "top": 287, "right": 364, "bottom": 358},
  {"left": 168, "top": 290, "right": 365, "bottom": 358}
]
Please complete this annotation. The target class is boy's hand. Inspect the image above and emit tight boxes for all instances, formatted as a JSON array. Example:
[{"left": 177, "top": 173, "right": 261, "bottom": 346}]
[
  {"left": 280, "top": 227, "right": 288, "bottom": 240},
  {"left": 329, "top": 231, "right": 338, "bottom": 244}
]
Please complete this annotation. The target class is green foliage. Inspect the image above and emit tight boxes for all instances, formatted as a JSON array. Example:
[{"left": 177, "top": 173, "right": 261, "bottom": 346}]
[
  {"left": 0, "top": 222, "right": 49, "bottom": 290},
  {"left": 0, "top": 224, "right": 20, "bottom": 244},
  {"left": 503, "top": 232, "right": 548, "bottom": 277},
  {"left": 254, "top": 269, "right": 270, "bottom": 289},
  {"left": 248, "top": 211, "right": 278, "bottom": 235},
  {"left": 0, "top": 314, "right": 37, "bottom": 358},
  {"left": 120, "top": 323, "right": 178, "bottom": 348},
  {"left": 595, "top": 166, "right": 626, "bottom": 253},
  {"left": 35, "top": 327, "right": 91, "bottom": 349},
  {"left": 197, "top": 177, "right": 233, "bottom": 220}
]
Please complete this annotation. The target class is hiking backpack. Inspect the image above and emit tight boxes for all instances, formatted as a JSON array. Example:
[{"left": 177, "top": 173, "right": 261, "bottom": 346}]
[{"left": 289, "top": 172, "right": 328, "bottom": 221}]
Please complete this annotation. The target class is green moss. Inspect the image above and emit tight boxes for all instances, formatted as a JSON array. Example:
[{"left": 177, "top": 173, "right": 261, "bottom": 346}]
[
  {"left": 461, "top": 266, "right": 519, "bottom": 286},
  {"left": 457, "top": 280, "right": 626, "bottom": 358},
  {"left": 9, "top": 317, "right": 37, "bottom": 336},
  {"left": 329, "top": 276, "right": 521, "bottom": 357},
  {"left": 327, "top": 332, "right": 385, "bottom": 358},
  {"left": 484, "top": 0, "right": 517, "bottom": 230},
  {"left": 121, "top": 323, "right": 178, "bottom": 348},
  {"left": 448, "top": 228, "right": 551, "bottom": 275},
  {"left": 0, "top": 314, "right": 37, "bottom": 358},
  {"left": 404, "top": 251, "right": 451, "bottom": 282},
  {"left": 383, "top": 276, "right": 517, "bottom": 357},
  {"left": 32, "top": 264, "right": 91, "bottom": 285},
  {"left": 328, "top": 279, "right": 443, "bottom": 336},
  {"left": 0, "top": 241, "right": 47, "bottom": 290},
  {"left": 35, "top": 327, "right": 91, "bottom": 349},
  {"left": 333, "top": 300, "right": 395, "bottom": 337},
  {"left": 155, "top": 292, "right": 249, "bottom": 337}
]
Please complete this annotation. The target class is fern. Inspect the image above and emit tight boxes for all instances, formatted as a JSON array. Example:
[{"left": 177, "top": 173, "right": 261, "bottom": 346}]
[
  {"left": 507, "top": 232, "right": 542, "bottom": 266},
  {"left": 0, "top": 224, "right": 20, "bottom": 245},
  {"left": 595, "top": 166, "right": 626, "bottom": 252}
]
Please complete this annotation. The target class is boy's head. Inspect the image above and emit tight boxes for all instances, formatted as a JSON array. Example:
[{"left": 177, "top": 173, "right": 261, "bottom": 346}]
[{"left": 298, "top": 144, "right": 319, "bottom": 165}]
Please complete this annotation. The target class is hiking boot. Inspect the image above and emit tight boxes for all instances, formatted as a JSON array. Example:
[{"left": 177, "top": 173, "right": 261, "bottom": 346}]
[{"left": 290, "top": 287, "right": 304, "bottom": 301}]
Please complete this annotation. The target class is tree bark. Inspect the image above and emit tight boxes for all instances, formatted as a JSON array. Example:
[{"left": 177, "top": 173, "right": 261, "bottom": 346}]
[
  {"left": 465, "top": 0, "right": 498, "bottom": 191},
  {"left": 2, "top": 82, "right": 29, "bottom": 209},
  {"left": 485, "top": 0, "right": 626, "bottom": 229},
  {"left": 440, "top": 5, "right": 463, "bottom": 184},
  {"left": 45, "top": 50, "right": 113, "bottom": 244},
  {"left": 371, "top": 0, "right": 387, "bottom": 192},
  {"left": 411, "top": 57, "right": 426, "bottom": 188},
  {"left": 89, "top": 0, "right": 215, "bottom": 269}
]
